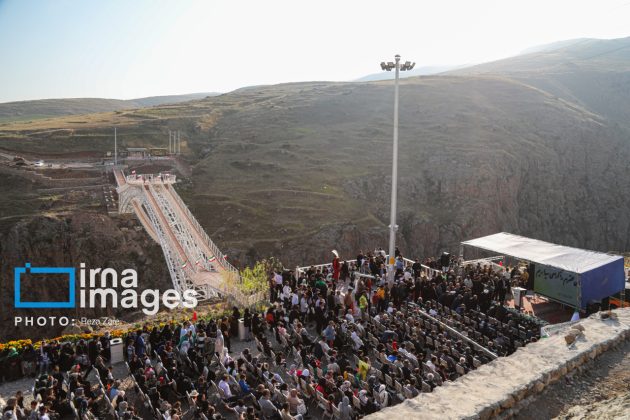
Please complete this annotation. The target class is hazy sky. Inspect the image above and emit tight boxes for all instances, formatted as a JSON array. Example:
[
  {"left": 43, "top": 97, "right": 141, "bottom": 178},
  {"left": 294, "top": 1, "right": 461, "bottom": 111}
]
[{"left": 1, "top": 0, "right": 629, "bottom": 102}]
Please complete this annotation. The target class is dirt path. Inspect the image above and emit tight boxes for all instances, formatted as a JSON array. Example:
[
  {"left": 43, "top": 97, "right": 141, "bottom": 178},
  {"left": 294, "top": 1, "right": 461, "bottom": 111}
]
[{"left": 515, "top": 338, "right": 630, "bottom": 420}]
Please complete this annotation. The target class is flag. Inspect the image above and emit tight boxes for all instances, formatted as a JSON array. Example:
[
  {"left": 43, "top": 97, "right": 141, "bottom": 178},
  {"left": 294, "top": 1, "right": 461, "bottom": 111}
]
[
  {"left": 208, "top": 256, "right": 217, "bottom": 263},
  {"left": 195, "top": 260, "right": 201, "bottom": 266},
  {"left": 192, "top": 311, "right": 197, "bottom": 322},
  {"left": 181, "top": 262, "right": 188, "bottom": 269}
]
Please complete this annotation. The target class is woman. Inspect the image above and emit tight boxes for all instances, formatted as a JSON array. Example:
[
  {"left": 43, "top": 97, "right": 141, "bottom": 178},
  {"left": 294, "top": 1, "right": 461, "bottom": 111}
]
[
  {"left": 215, "top": 330, "right": 225, "bottom": 359},
  {"left": 332, "top": 253, "right": 340, "bottom": 282},
  {"left": 360, "top": 388, "right": 378, "bottom": 414},
  {"left": 377, "top": 384, "right": 389, "bottom": 408},
  {"left": 339, "top": 395, "right": 353, "bottom": 420}
]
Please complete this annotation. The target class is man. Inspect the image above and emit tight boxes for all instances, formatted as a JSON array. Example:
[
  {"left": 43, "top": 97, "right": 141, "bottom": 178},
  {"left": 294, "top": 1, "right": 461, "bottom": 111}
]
[
  {"left": 412, "top": 259, "right": 422, "bottom": 277},
  {"left": 356, "top": 251, "right": 364, "bottom": 272},
  {"left": 37, "top": 406, "right": 50, "bottom": 420},
  {"left": 238, "top": 374, "right": 253, "bottom": 396},
  {"left": 218, "top": 374, "right": 237, "bottom": 402},
  {"left": 258, "top": 390, "right": 279, "bottom": 419},
  {"left": 323, "top": 322, "right": 336, "bottom": 345},
  {"left": 314, "top": 300, "right": 326, "bottom": 332},
  {"left": 100, "top": 332, "right": 111, "bottom": 362}
]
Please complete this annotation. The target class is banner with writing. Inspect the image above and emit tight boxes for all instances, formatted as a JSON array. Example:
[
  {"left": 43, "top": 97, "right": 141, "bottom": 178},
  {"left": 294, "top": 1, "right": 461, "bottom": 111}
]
[{"left": 534, "top": 264, "right": 578, "bottom": 306}]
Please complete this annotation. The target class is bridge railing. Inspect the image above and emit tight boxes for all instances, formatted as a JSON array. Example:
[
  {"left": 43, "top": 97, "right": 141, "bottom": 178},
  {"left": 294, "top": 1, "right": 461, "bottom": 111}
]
[
  {"left": 126, "top": 173, "right": 177, "bottom": 185},
  {"left": 140, "top": 186, "right": 193, "bottom": 297},
  {"left": 167, "top": 186, "right": 240, "bottom": 279}
]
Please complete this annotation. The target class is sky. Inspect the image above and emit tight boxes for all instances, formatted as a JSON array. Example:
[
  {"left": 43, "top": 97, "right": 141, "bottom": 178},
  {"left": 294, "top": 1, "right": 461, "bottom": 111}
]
[{"left": 0, "top": 0, "right": 629, "bottom": 103}]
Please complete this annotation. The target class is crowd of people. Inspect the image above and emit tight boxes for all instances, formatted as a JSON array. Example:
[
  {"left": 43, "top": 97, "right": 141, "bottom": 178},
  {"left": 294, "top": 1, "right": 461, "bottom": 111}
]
[{"left": 2, "top": 248, "right": 543, "bottom": 420}]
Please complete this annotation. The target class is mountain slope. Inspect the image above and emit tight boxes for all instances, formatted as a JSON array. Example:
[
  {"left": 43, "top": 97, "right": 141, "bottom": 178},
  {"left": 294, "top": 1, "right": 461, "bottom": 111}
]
[
  {"left": 355, "top": 65, "right": 466, "bottom": 82},
  {"left": 449, "top": 36, "right": 630, "bottom": 130},
  {"left": 1, "top": 38, "right": 629, "bottom": 266},
  {"left": 2, "top": 74, "right": 628, "bottom": 266},
  {"left": 0, "top": 92, "right": 219, "bottom": 123}
]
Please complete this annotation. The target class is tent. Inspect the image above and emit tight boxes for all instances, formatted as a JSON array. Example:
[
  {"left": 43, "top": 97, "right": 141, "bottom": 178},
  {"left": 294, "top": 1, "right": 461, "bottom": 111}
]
[{"left": 461, "top": 232, "right": 625, "bottom": 309}]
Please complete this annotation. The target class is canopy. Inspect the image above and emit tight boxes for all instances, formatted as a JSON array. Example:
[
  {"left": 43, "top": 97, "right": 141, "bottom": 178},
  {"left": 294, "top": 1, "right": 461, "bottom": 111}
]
[
  {"left": 461, "top": 232, "right": 621, "bottom": 274},
  {"left": 462, "top": 232, "right": 625, "bottom": 308}
]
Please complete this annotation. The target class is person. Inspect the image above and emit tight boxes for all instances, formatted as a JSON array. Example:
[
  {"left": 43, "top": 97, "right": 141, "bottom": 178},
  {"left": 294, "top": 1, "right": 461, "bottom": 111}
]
[
  {"left": 218, "top": 374, "right": 237, "bottom": 402},
  {"left": 215, "top": 330, "right": 225, "bottom": 359},
  {"left": 323, "top": 321, "right": 336, "bottom": 345},
  {"left": 377, "top": 384, "right": 389, "bottom": 408},
  {"left": 280, "top": 402, "right": 302, "bottom": 420},
  {"left": 332, "top": 252, "right": 341, "bottom": 282},
  {"left": 100, "top": 331, "right": 112, "bottom": 361},
  {"left": 339, "top": 395, "right": 353, "bottom": 420},
  {"left": 258, "top": 389, "right": 279, "bottom": 419},
  {"left": 351, "top": 330, "right": 364, "bottom": 352},
  {"left": 243, "top": 308, "right": 252, "bottom": 341},
  {"left": 286, "top": 389, "right": 304, "bottom": 416}
]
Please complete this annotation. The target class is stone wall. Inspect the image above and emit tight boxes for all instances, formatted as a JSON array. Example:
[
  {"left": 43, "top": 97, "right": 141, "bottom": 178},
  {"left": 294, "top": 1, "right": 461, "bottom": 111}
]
[{"left": 367, "top": 308, "right": 630, "bottom": 420}]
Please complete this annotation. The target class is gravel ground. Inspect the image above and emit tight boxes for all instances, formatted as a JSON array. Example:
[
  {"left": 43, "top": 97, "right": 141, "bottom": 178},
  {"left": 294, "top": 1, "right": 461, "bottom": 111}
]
[{"left": 515, "top": 338, "right": 630, "bottom": 420}]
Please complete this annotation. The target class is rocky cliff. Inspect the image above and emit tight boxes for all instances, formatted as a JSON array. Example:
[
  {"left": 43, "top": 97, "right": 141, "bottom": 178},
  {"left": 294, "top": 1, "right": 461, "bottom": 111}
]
[{"left": 0, "top": 212, "right": 170, "bottom": 341}]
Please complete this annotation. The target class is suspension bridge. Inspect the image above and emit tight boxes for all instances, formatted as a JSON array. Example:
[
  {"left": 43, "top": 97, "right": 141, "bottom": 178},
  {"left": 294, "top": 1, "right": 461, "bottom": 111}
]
[{"left": 115, "top": 169, "right": 264, "bottom": 307}]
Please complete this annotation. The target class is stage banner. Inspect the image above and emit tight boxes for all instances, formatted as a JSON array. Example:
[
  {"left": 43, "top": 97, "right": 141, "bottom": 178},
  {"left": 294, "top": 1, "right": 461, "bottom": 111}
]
[{"left": 534, "top": 264, "right": 578, "bottom": 307}]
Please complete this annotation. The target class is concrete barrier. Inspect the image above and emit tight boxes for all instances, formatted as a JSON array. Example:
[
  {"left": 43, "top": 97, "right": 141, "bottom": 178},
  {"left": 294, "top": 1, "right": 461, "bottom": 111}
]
[{"left": 367, "top": 308, "right": 630, "bottom": 420}]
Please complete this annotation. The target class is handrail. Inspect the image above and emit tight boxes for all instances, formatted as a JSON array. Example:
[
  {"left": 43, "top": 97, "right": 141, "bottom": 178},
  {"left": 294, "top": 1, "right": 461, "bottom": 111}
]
[
  {"left": 166, "top": 185, "right": 239, "bottom": 276},
  {"left": 406, "top": 302, "right": 498, "bottom": 360},
  {"left": 121, "top": 172, "right": 265, "bottom": 307},
  {"left": 295, "top": 254, "right": 443, "bottom": 278}
]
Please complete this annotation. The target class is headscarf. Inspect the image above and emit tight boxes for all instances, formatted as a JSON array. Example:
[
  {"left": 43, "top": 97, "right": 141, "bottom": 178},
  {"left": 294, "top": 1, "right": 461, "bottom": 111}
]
[
  {"left": 340, "top": 381, "right": 351, "bottom": 392},
  {"left": 358, "top": 390, "right": 368, "bottom": 404},
  {"left": 215, "top": 330, "right": 225, "bottom": 356},
  {"left": 340, "top": 396, "right": 351, "bottom": 418}
]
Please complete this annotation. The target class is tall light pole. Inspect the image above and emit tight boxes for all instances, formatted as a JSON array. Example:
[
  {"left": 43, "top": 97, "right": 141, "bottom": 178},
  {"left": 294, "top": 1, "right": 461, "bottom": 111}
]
[
  {"left": 380, "top": 55, "right": 415, "bottom": 287},
  {"left": 114, "top": 127, "right": 117, "bottom": 166}
]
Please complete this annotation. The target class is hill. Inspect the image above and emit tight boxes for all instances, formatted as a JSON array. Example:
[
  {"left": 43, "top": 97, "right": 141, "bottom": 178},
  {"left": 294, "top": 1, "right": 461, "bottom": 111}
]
[
  {"left": 449, "top": 36, "right": 630, "bottom": 130},
  {"left": 0, "top": 38, "right": 629, "bottom": 267},
  {"left": 0, "top": 92, "right": 219, "bottom": 123},
  {"left": 355, "top": 64, "right": 466, "bottom": 82}
]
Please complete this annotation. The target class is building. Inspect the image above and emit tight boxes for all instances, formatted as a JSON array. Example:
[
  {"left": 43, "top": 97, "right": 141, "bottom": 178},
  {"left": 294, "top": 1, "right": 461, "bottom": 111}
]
[{"left": 126, "top": 147, "right": 148, "bottom": 159}]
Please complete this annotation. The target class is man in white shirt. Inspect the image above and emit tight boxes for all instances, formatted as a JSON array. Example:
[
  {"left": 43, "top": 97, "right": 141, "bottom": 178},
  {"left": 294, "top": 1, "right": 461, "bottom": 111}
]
[
  {"left": 218, "top": 374, "right": 236, "bottom": 401},
  {"left": 274, "top": 272, "right": 283, "bottom": 286}
]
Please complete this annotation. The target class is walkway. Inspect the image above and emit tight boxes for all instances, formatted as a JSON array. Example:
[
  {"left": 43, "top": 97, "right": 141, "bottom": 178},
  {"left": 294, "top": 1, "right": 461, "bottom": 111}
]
[{"left": 114, "top": 169, "right": 265, "bottom": 306}]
